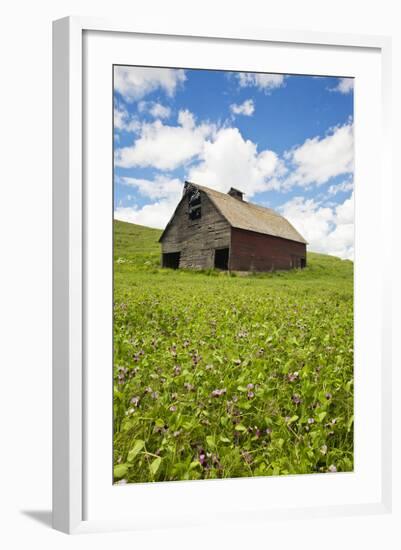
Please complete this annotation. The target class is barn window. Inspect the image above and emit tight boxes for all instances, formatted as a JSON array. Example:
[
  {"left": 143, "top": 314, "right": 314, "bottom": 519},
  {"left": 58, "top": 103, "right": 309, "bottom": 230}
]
[
  {"left": 214, "top": 248, "right": 229, "bottom": 270},
  {"left": 162, "top": 252, "right": 181, "bottom": 269},
  {"left": 188, "top": 188, "right": 201, "bottom": 220}
]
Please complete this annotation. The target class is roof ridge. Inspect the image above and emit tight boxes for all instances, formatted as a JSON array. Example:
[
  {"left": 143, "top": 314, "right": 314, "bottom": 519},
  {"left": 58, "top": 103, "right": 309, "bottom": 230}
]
[{"left": 190, "top": 182, "right": 307, "bottom": 244}]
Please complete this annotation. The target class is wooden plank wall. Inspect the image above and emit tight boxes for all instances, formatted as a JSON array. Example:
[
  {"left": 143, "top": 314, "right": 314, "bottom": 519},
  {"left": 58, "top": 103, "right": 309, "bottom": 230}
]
[
  {"left": 161, "top": 192, "right": 231, "bottom": 269},
  {"left": 230, "top": 227, "right": 307, "bottom": 271}
]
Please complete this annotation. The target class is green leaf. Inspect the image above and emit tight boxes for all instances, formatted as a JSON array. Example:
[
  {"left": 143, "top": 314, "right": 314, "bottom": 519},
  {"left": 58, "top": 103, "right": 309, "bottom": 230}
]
[
  {"left": 317, "top": 411, "right": 327, "bottom": 422},
  {"left": 287, "top": 415, "right": 298, "bottom": 425},
  {"left": 235, "top": 424, "right": 247, "bottom": 432},
  {"left": 237, "top": 386, "right": 247, "bottom": 392},
  {"left": 149, "top": 456, "right": 162, "bottom": 476},
  {"left": 114, "top": 463, "right": 128, "bottom": 479},
  {"left": 206, "top": 435, "right": 216, "bottom": 448},
  {"left": 189, "top": 460, "right": 201, "bottom": 470},
  {"left": 127, "top": 439, "right": 145, "bottom": 462},
  {"left": 219, "top": 435, "right": 231, "bottom": 443}
]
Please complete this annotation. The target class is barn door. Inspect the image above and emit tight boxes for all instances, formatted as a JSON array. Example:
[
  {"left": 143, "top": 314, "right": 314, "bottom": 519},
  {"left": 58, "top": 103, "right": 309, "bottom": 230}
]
[{"left": 214, "top": 248, "right": 229, "bottom": 270}]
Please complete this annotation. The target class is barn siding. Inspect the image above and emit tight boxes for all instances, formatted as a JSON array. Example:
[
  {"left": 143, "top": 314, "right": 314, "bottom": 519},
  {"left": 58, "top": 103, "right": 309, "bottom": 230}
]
[
  {"left": 161, "top": 192, "right": 231, "bottom": 269},
  {"left": 230, "top": 228, "right": 306, "bottom": 271}
]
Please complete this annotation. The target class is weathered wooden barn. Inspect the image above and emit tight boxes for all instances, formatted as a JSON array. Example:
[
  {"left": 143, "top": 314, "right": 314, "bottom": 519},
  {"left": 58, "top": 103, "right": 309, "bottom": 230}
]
[{"left": 159, "top": 181, "right": 307, "bottom": 271}]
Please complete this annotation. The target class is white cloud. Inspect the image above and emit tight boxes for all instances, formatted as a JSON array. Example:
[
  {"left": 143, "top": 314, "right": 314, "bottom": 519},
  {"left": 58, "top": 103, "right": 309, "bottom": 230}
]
[
  {"left": 279, "top": 192, "right": 354, "bottom": 259},
  {"left": 119, "top": 175, "right": 182, "bottom": 200},
  {"left": 230, "top": 99, "right": 255, "bottom": 116},
  {"left": 284, "top": 122, "right": 354, "bottom": 188},
  {"left": 114, "top": 66, "right": 186, "bottom": 101},
  {"left": 114, "top": 104, "right": 140, "bottom": 133},
  {"left": 330, "top": 77, "right": 354, "bottom": 94},
  {"left": 114, "top": 110, "right": 216, "bottom": 170},
  {"left": 187, "top": 127, "right": 285, "bottom": 198},
  {"left": 114, "top": 176, "right": 182, "bottom": 229},
  {"left": 138, "top": 101, "right": 171, "bottom": 119},
  {"left": 328, "top": 178, "right": 354, "bottom": 196},
  {"left": 236, "top": 72, "right": 285, "bottom": 92}
]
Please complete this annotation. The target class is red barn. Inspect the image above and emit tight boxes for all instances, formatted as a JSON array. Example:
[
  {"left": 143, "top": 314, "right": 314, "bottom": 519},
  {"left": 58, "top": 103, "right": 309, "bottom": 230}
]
[{"left": 159, "top": 181, "right": 307, "bottom": 271}]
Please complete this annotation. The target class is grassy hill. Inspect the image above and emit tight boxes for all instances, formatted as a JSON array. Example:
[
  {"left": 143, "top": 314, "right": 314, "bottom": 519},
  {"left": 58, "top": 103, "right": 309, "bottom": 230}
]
[
  {"left": 114, "top": 219, "right": 353, "bottom": 283},
  {"left": 113, "top": 219, "right": 354, "bottom": 483}
]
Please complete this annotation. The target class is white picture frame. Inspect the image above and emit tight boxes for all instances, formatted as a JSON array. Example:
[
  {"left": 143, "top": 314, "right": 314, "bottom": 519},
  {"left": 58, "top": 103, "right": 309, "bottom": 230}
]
[{"left": 52, "top": 16, "right": 392, "bottom": 534}]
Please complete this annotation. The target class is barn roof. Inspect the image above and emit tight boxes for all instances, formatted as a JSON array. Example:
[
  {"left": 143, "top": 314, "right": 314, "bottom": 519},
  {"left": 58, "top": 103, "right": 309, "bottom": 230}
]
[{"left": 159, "top": 182, "right": 307, "bottom": 244}]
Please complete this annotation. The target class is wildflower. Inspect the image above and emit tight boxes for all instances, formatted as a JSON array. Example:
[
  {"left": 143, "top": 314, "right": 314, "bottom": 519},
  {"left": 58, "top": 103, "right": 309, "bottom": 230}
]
[
  {"left": 199, "top": 451, "right": 207, "bottom": 466},
  {"left": 325, "top": 392, "right": 332, "bottom": 400},
  {"left": 169, "top": 405, "right": 177, "bottom": 412},
  {"left": 205, "top": 364, "right": 214, "bottom": 371},
  {"left": 233, "top": 359, "right": 242, "bottom": 366},
  {"left": 307, "top": 417, "right": 315, "bottom": 424},
  {"left": 173, "top": 430, "right": 182, "bottom": 437},
  {"left": 151, "top": 391, "right": 159, "bottom": 400},
  {"left": 183, "top": 339, "right": 190, "bottom": 348},
  {"left": 291, "top": 394, "right": 302, "bottom": 405},
  {"left": 247, "top": 383, "right": 254, "bottom": 390},
  {"left": 145, "top": 386, "right": 153, "bottom": 394},
  {"left": 211, "top": 388, "right": 226, "bottom": 398},
  {"left": 320, "top": 445, "right": 328, "bottom": 455},
  {"left": 130, "top": 396, "right": 140, "bottom": 407},
  {"left": 265, "top": 427, "right": 272, "bottom": 435},
  {"left": 115, "top": 479, "right": 128, "bottom": 485},
  {"left": 241, "top": 451, "right": 253, "bottom": 464},
  {"left": 257, "top": 348, "right": 265, "bottom": 357},
  {"left": 173, "top": 365, "right": 181, "bottom": 376},
  {"left": 247, "top": 391, "right": 255, "bottom": 400},
  {"left": 171, "top": 392, "right": 178, "bottom": 400},
  {"left": 184, "top": 382, "right": 194, "bottom": 392},
  {"left": 288, "top": 371, "right": 299, "bottom": 382},
  {"left": 328, "top": 464, "right": 337, "bottom": 473}
]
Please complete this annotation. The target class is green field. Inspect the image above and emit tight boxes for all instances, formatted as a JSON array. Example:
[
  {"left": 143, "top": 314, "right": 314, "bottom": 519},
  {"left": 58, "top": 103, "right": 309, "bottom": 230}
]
[{"left": 113, "top": 220, "right": 354, "bottom": 483}]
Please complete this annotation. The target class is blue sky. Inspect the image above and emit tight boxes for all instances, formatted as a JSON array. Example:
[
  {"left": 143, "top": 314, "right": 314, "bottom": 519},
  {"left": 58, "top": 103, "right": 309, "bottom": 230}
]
[{"left": 114, "top": 67, "right": 354, "bottom": 259}]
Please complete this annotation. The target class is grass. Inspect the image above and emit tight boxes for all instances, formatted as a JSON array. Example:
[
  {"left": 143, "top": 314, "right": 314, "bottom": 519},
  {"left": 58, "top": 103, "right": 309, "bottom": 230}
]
[{"left": 113, "top": 220, "right": 354, "bottom": 483}]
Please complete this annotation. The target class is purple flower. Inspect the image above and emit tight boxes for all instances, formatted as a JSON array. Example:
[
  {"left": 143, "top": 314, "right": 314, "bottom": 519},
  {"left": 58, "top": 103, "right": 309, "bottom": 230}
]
[
  {"left": 328, "top": 464, "right": 337, "bottom": 473},
  {"left": 247, "top": 391, "right": 255, "bottom": 399},
  {"left": 325, "top": 392, "right": 332, "bottom": 400},
  {"left": 130, "top": 396, "right": 140, "bottom": 407},
  {"left": 199, "top": 451, "right": 207, "bottom": 466},
  {"left": 169, "top": 405, "right": 177, "bottom": 412},
  {"left": 288, "top": 371, "right": 300, "bottom": 382},
  {"left": 211, "top": 388, "right": 226, "bottom": 398},
  {"left": 173, "top": 365, "right": 181, "bottom": 376},
  {"left": 307, "top": 417, "right": 315, "bottom": 424},
  {"left": 291, "top": 394, "right": 302, "bottom": 405},
  {"left": 184, "top": 382, "right": 194, "bottom": 392},
  {"left": 151, "top": 391, "right": 159, "bottom": 400},
  {"left": 247, "top": 383, "right": 254, "bottom": 390}
]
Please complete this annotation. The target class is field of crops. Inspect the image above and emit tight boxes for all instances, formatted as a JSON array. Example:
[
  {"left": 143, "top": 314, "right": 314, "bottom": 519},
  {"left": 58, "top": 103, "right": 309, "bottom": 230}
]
[{"left": 113, "top": 220, "right": 354, "bottom": 483}]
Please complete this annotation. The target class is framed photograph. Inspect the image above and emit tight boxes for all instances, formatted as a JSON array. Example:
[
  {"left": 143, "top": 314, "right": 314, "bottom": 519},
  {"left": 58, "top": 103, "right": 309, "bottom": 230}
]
[{"left": 52, "top": 17, "right": 392, "bottom": 534}]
